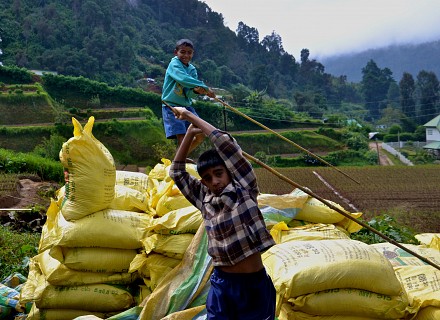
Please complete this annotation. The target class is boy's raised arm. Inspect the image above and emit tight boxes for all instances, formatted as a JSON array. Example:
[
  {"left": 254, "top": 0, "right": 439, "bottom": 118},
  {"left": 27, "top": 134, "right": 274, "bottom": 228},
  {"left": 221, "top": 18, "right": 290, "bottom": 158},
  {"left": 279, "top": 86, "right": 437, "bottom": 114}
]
[{"left": 174, "top": 124, "right": 201, "bottom": 162}]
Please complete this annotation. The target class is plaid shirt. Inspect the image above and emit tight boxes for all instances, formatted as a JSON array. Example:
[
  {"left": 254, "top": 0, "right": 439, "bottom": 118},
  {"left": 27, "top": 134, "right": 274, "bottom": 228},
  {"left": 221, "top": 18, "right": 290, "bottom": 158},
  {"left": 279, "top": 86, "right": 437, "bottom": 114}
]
[{"left": 170, "top": 130, "right": 275, "bottom": 266}]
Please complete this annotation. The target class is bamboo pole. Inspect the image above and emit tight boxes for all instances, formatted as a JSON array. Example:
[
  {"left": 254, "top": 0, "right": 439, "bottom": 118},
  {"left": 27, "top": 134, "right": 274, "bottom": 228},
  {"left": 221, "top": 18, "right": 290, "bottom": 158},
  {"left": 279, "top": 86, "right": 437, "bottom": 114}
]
[
  {"left": 243, "top": 151, "right": 440, "bottom": 271},
  {"left": 214, "top": 97, "right": 361, "bottom": 185},
  {"left": 162, "top": 100, "right": 440, "bottom": 270}
]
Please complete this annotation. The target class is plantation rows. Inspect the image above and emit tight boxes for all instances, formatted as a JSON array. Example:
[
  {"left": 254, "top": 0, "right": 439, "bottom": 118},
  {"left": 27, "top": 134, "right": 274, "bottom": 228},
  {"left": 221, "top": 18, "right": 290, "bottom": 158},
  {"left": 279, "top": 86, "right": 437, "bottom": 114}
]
[{"left": 255, "top": 165, "right": 440, "bottom": 232}]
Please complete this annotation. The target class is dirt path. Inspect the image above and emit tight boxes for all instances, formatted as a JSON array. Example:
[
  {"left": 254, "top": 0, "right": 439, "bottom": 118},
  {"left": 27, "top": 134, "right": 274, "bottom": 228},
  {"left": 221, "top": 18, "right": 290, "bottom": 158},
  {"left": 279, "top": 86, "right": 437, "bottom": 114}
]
[
  {"left": 369, "top": 142, "right": 394, "bottom": 165},
  {"left": 0, "top": 178, "right": 59, "bottom": 210}
]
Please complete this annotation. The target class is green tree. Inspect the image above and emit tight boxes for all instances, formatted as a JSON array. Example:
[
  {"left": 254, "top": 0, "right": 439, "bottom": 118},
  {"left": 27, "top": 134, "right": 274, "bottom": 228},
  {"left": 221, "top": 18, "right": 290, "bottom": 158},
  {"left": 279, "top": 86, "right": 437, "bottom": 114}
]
[
  {"left": 399, "top": 72, "right": 416, "bottom": 119},
  {"left": 361, "top": 60, "right": 394, "bottom": 120},
  {"left": 416, "top": 70, "right": 439, "bottom": 124},
  {"left": 236, "top": 22, "right": 259, "bottom": 48},
  {"left": 261, "top": 31, "right": 284, "bottom": 54}
]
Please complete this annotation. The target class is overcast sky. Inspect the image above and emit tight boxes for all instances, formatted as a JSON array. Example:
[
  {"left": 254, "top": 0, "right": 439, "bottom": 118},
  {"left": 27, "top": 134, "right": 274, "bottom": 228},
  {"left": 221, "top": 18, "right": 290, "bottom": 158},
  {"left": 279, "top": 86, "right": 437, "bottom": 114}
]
[{"left": 202, "top": 0, "right": 440, "bottom": 59}]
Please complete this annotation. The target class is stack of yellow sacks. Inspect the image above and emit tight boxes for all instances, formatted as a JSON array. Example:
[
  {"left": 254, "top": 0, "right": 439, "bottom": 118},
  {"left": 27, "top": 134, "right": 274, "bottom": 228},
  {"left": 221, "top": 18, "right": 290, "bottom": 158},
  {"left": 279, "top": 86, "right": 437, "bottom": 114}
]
[
  {"left": 129, "top": 159, "right": 204, "bottom": 292},
  {"left": 20, "top": 117, "right": 152, "bottom": 319},
  {"left": 259, "top": 191, "right": 411, "bottom": 320},
  {"left": 17, "top": 116, "right": 440, "bottom": 320},
  {"left": 371, "top": 234, "right": 440, "bottom": 320}
]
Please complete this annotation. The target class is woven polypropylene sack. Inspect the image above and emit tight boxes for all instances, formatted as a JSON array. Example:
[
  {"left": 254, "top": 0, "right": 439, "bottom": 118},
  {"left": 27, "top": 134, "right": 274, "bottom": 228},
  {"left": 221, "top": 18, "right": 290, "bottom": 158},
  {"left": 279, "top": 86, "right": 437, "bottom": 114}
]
[{"left": 59, "top": 117, "right": 115, "bottom": 221}]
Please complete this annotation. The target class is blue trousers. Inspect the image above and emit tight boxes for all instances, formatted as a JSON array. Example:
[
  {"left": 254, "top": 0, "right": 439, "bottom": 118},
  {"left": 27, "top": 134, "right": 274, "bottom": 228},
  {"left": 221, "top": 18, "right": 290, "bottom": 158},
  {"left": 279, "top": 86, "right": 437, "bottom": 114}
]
[{"left": 206, "top": 267, "right": 276, "bottom": 320}]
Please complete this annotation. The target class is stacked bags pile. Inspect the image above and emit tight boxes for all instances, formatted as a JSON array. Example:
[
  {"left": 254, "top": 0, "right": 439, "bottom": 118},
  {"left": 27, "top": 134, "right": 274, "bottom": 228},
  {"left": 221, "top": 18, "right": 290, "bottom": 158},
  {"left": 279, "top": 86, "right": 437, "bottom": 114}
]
[
  {"left": 20, "top": 117, "right": 152, "bottom": 319},
  {"left": 1, "top": 273, "right": 31, "bottom": 319},
  {"left": 371, "top": 233, "right": 440, "bottom": 320},
  {"left": 259, "top": 191, "right": 411, "bottom": 320},
  {"left": 15, "top": 116, "right": 438, "bottom": 320},
  {"left": 130, "top": 159, "right": 210, "bottom": 319}
]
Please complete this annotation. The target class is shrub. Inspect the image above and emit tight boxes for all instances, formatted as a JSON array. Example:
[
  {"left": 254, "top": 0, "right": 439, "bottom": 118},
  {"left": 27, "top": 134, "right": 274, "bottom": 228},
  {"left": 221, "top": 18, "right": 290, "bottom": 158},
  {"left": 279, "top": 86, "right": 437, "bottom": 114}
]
[
  {"left": 0, "top": 148, "right": 64, "bottom": 182},
  {"left": 351, "top": 214, "right": 419, "bottom": 245},
  {"left": 0, "top": 226, "right": 39, "bottom": 280}
]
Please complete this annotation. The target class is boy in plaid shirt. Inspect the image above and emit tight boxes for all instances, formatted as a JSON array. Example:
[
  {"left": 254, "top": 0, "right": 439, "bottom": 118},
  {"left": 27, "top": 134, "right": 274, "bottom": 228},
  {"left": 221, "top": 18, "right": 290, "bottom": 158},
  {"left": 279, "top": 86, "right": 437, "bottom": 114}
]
[{"left": 169, "top": 107, "right": 276, "bottom": 320}]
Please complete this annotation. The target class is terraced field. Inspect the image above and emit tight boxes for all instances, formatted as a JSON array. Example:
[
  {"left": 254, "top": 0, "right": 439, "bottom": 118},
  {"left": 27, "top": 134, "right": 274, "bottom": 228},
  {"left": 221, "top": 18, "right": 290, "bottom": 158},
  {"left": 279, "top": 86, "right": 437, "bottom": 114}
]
[{"left": 255, "top": 165, "right": 440, "bottom": 233}]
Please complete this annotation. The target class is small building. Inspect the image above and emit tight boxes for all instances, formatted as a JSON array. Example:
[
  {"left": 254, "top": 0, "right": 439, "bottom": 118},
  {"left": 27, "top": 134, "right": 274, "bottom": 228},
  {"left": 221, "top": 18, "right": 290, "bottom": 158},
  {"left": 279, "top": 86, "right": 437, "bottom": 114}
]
[
  {"left": 422, "top": 114, "right": 440, "bottom": 159},
  {"left": 30, "top": 69, "right": 58, "bottom": 76}
]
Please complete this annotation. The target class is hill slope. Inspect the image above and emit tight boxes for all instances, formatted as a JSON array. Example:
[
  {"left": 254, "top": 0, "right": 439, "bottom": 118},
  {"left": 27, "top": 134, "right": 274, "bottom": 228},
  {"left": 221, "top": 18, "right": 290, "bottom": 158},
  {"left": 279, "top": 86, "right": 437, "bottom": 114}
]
[{"left": 322, "top": 40, "right": 440, "bottom": 82}]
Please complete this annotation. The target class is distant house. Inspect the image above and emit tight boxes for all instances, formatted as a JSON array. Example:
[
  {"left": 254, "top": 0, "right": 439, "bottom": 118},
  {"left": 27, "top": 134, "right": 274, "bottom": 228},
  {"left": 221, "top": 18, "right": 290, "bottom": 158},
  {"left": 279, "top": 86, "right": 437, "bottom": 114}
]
[
  {"left": 422, "top": 114, "right": 440, "bottom": 158},
  {"left": 30, "top": 69, "right": 58, "bottom": 76}
]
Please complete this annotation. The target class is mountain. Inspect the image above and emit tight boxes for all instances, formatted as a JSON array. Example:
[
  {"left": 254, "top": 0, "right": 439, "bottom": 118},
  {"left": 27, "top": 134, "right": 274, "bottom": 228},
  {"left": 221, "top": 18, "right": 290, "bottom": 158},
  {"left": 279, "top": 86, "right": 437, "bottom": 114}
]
[{"left": 321, "top": 40, "right": 440, "bottom": 83}]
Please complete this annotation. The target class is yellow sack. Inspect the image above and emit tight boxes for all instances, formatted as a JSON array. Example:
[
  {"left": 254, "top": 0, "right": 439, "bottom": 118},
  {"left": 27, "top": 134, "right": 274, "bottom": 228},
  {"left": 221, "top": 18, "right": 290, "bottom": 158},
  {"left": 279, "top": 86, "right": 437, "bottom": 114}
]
[
  {"left": 146, "top": 205, "right": 202, "bottom": 235},
  {"left": 262, "top": 239, "right": 402, "bottom": 303},
  {"left": 61, "top": 246, "right": 136, "bottom": 273},
  {"left": 148, "top": 179, "right": 172, "bottom": 210},
  {"left": 370, "top": 242, "right": 440, "bottom": 267},
  {"left": 115, "top": 170, "right": 149, "bottom": 192},
  {"left": 59, "top": 117, "right": 116, "bottom": 221},
  {"left": 156, "top": 181, "right": 192, "bottom": 217},
  {"left": 148, "top": 262, "right": 177, "bottom": 290},
  {"left": 258, "top": 189, "right": 309, "bottom": 228},
  {"left": 415, "top": 306, "right": 440, "bottom": 320},
  {"left": 142, "top": 233, "right": 194, "bottom": 259},
  {"left": 27, "top": 303, "right": 108, "bottom": 320},
  {"left": 128, "top": 253, "right": 180, "bottom": 281},
  {"left": 39, "top": 201, "right": 151, "bottom": 251},
  {"left": 289, "top": 288, "right": 409, "bottom": 319},
  {"left": 20, "top": 261, "right": 134, "bottom": 312},
  {"left": 35, "top": 283, "right": 134, "bottom": 312},
  {"left": 109, "top": 185, "right": 149, "bottom": 212},
  {"left": 148, "top": 158, "right": 171, "bottom": 181},
  {"left": 33, "top": 250, "right": 137, "bottom": 286},
  {"left": 334, "top": 211, "right": 363, "bottom": 233},
  {"left": 279, "top": 303, "right": 380, "bottom": 320},
  {"left": 394, "top": 265, "right": 440, "bottom": 313},
  {"left": 415, "top": 233, "right": 440, "bottom": 250},
  {"left": 296, "top": 196, "right": 348, "bottom": 223},
  {"left": 270, "top": 222, "right": 350, "bottom": 244}
]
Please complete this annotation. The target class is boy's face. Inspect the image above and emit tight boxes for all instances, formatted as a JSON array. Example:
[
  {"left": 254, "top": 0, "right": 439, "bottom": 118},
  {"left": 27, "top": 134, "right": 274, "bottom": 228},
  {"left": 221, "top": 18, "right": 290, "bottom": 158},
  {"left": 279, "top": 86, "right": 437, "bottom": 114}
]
[
  {"left": 200, "top": 165, "right": 231, "bottom": 196},
  {"left": 174, "top": 45, "right": 194, "bottom": 65}
]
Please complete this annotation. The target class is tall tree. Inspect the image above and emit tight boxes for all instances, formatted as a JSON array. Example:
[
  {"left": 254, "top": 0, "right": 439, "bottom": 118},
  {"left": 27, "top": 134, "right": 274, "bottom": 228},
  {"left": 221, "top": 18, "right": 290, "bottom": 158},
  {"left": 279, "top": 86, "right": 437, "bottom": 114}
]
[
  {"left": 261, "top": 31, "right": 284, "bottom": 54},
  {"left": 416, "top": 70, "right": 440, "bottom": 124},
  {"left": 236, "top": 22, "right": 259, "bottom": 48},
  {"left": 361, "top": 59, "right": 394, "bottom": 120},
  {"left": 399, "top": 72, "right": 416, "bottom": 119}
]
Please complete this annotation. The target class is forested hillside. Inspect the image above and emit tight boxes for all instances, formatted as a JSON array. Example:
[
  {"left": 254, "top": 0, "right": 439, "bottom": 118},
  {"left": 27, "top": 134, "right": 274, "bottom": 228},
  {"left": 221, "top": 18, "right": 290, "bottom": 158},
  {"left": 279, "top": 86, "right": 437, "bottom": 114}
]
[
  {"left": 1, "top": 0, "right": 439, "bottom": 126},
  {"left": 322, "top": 40, "right": 440, "bottom": 82},
  {"left": 0, "top": 0, "right": 360, "bottom": 107}
]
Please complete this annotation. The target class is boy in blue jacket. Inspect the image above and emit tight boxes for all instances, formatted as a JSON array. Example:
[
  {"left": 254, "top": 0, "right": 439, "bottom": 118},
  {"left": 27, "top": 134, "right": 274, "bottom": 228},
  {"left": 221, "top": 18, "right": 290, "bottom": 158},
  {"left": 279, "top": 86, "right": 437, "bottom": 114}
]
[{"left": 162, "top": 39, "right": 216, "bottom": 155}]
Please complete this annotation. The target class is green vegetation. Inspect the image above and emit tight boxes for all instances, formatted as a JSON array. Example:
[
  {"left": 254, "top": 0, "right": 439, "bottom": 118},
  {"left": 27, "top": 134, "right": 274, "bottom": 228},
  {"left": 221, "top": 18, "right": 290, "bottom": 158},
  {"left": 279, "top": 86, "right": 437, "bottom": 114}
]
[
  {"left": 0, "top": 225, "right": 39, "bottom": 280},
  {"left": 0, "top": 148, "right": 64, "bottom": 183},
  {"left": 350, "top": 214, "right": 419, "bottom": 245}
]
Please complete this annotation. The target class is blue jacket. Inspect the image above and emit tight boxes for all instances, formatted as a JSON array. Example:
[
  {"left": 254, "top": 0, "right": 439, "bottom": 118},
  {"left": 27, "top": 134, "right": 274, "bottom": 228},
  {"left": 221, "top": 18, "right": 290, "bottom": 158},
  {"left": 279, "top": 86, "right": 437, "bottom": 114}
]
[{"left": 161, "top": 56, "right": 209, "bottom": 107}]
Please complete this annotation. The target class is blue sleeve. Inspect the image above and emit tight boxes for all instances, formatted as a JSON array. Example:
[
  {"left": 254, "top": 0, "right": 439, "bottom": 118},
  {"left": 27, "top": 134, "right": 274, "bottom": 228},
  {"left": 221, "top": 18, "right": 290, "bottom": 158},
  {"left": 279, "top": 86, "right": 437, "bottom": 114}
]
[{"left": 168, "top": 59, "right": 208, "bottom": 90}]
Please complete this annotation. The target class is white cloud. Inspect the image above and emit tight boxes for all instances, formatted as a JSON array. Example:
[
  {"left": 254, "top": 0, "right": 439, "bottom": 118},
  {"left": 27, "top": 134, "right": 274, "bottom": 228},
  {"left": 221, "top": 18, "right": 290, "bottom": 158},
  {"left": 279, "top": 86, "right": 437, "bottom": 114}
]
[{"left": 203, "top": 0, "right": 440, "bottom": 58}]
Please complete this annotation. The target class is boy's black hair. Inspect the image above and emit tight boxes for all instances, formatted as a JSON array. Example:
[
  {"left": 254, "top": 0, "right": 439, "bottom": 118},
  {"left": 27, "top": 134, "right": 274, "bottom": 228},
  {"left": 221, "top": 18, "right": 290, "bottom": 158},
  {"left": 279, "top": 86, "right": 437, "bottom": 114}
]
[
  {"left": 197, "top": 148, "right": 226, "bottom": 176},
  {"left": 175, "top": 39, "right": 194, "bottom": 50}
]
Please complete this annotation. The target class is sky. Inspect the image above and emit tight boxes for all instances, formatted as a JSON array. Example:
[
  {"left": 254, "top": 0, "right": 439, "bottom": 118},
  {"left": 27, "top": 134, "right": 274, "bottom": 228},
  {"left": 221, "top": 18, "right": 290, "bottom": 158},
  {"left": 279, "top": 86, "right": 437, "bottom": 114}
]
[{"left": 202, "top": 0, "right": 440, "bottom": 59}]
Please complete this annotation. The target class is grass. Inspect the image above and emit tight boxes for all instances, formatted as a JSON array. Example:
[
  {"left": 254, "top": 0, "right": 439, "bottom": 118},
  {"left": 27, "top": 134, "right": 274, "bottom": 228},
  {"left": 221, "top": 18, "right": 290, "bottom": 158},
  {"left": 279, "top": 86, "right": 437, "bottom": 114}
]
[{"left": 0, "top": 225, "right": 39, "bottom": 281}]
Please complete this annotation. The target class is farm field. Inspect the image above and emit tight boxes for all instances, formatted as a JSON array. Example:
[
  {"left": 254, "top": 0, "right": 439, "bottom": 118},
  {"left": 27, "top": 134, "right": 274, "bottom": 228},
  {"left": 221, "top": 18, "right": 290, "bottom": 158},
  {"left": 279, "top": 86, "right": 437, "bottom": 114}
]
[{"left": 255, "top": 165, "right": 440, "bottom": 233}]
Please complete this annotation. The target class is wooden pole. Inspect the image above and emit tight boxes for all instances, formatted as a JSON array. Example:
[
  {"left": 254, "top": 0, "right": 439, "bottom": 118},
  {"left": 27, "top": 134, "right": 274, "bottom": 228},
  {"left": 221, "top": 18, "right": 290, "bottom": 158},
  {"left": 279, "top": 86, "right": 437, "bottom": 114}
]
[
  {"left": 162, "top": 100, "right": 440, "bottom": 270},
  {"left": 243, "top": 151, "right": 440, "bottom": 271}
]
